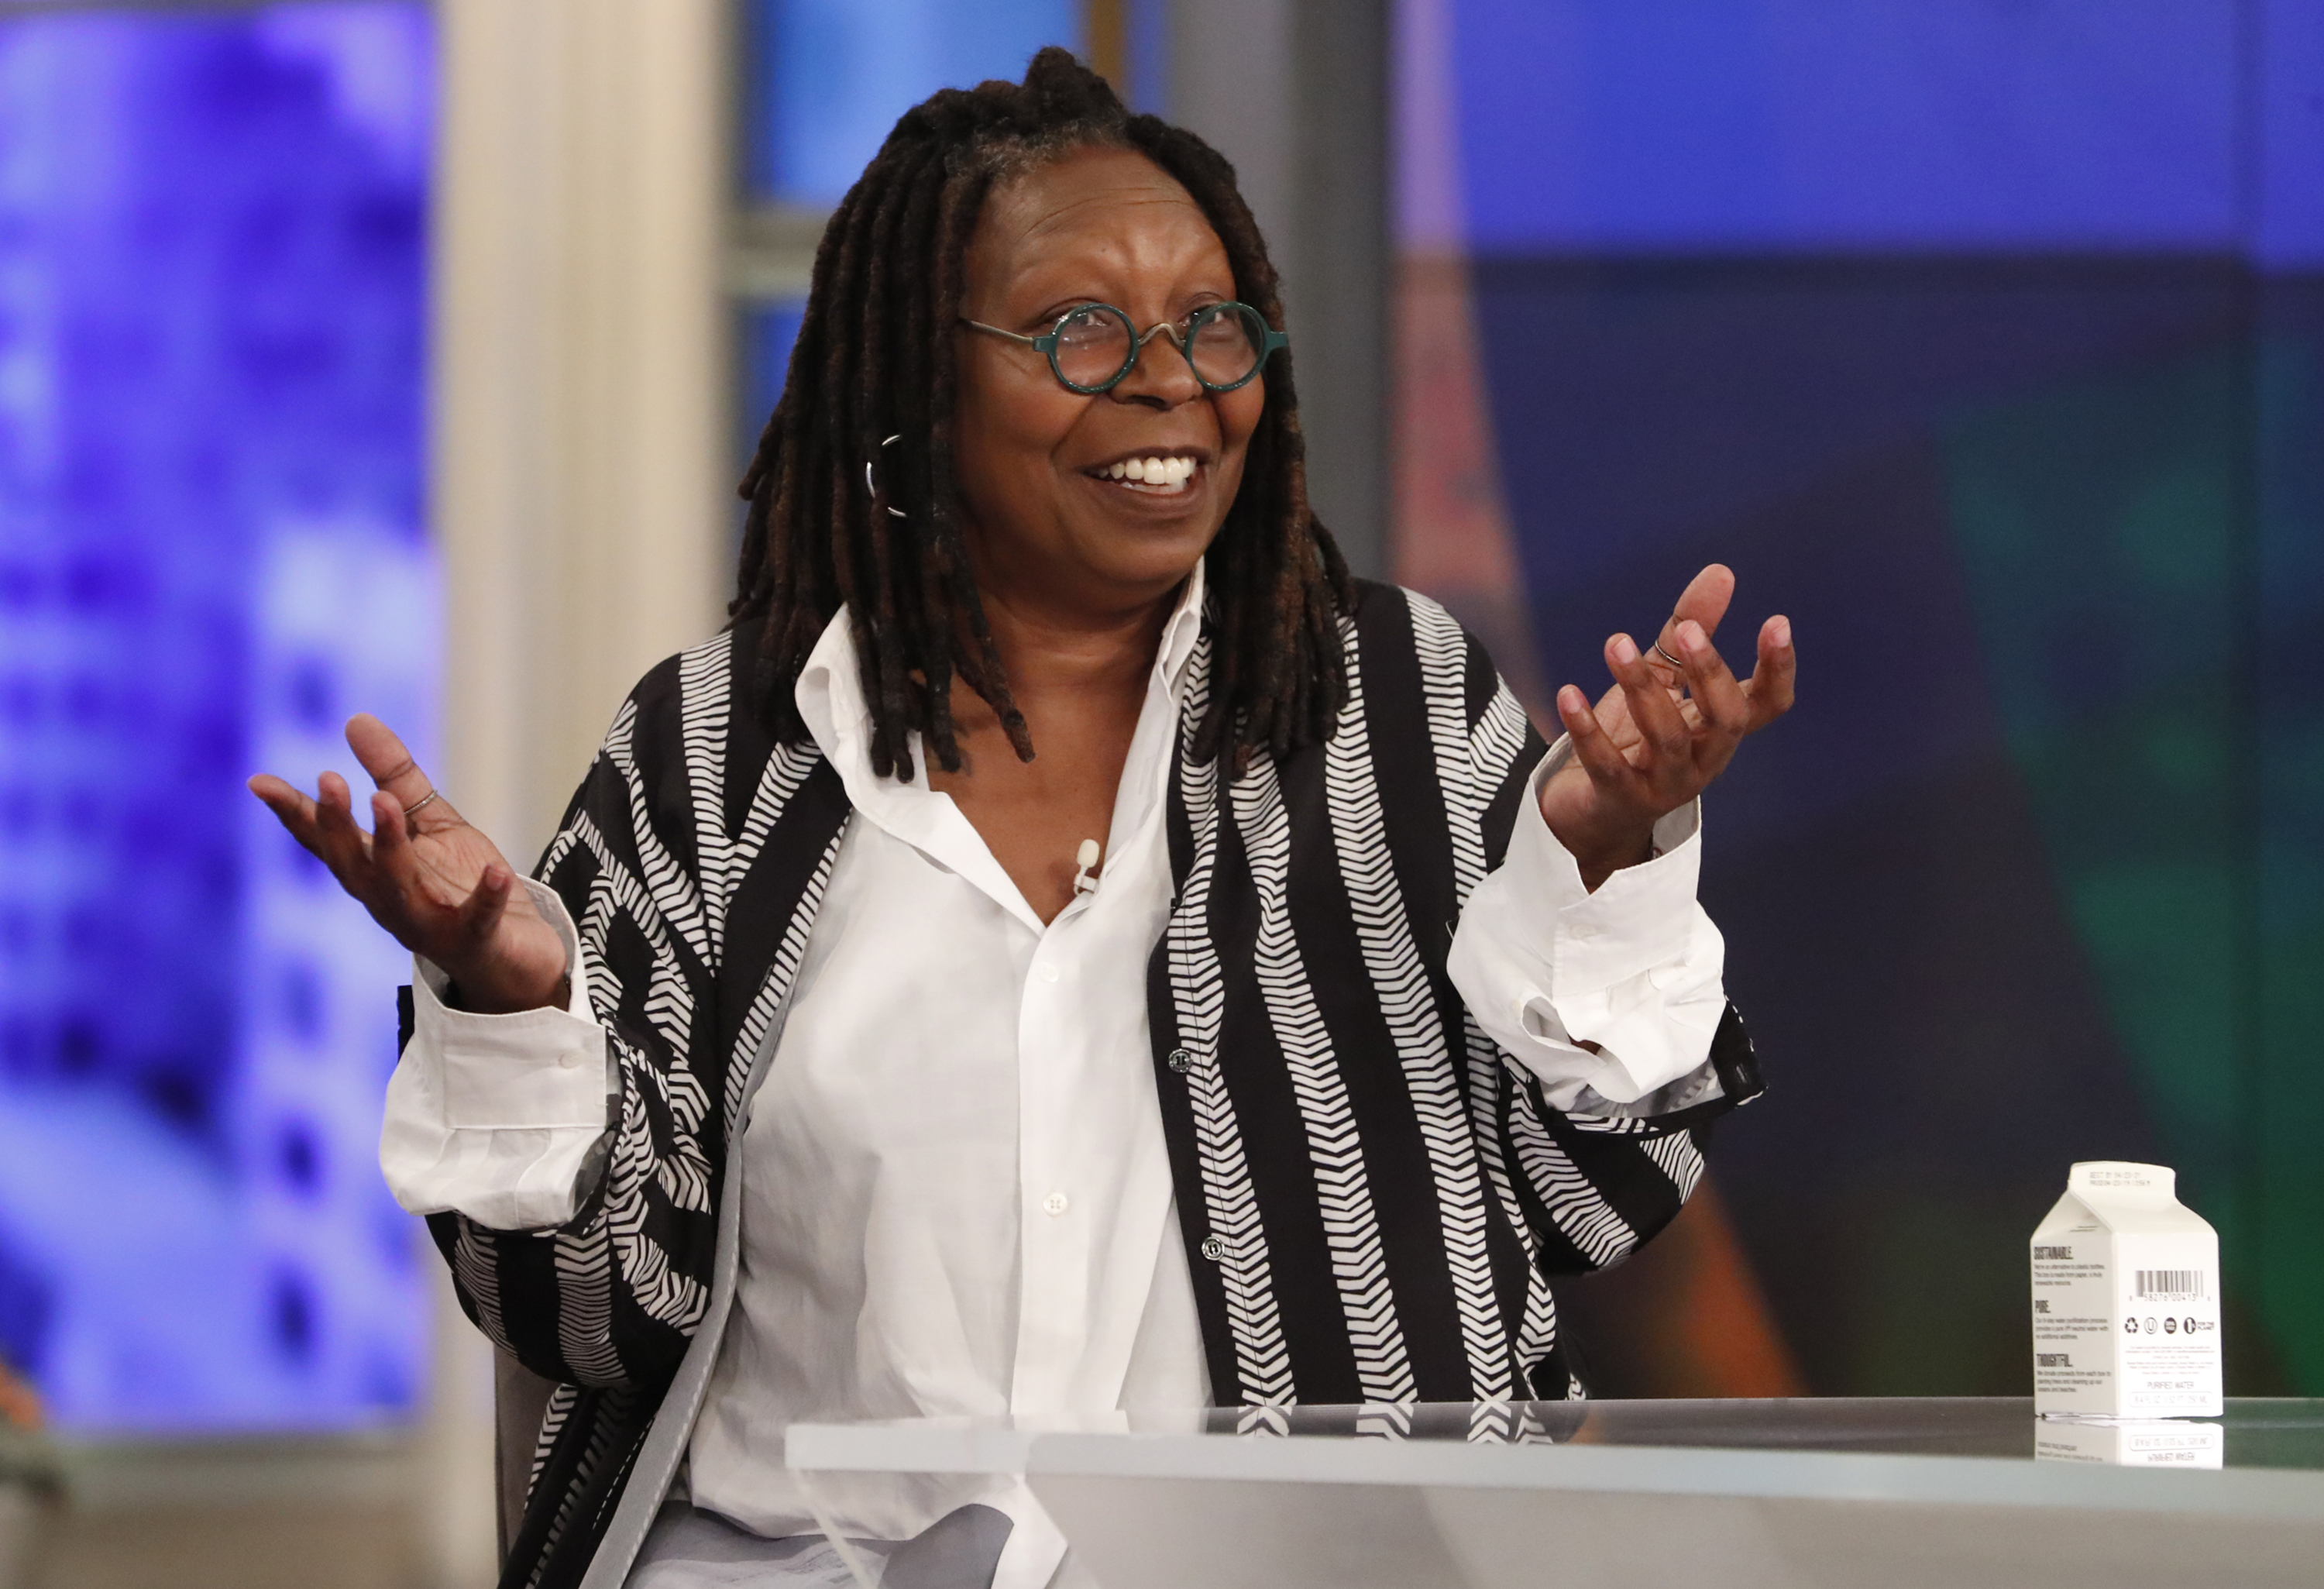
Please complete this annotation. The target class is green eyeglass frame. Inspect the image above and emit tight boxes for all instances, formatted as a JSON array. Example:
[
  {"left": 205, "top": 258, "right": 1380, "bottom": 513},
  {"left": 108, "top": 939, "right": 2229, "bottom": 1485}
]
[{"left": 960, "top": 301, "right": 1289, "bottom": 394}]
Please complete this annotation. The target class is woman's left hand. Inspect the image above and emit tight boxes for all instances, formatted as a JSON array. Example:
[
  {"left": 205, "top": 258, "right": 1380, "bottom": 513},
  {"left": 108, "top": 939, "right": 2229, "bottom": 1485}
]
[{"left": 1538, "top": 562, "right": 1796, "bottom": 889}]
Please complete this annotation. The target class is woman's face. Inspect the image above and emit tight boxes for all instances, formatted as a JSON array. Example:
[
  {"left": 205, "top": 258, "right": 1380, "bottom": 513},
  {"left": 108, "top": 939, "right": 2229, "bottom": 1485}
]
[{"left": 951, "top": 145, "right": 1264, "bottom": 622}]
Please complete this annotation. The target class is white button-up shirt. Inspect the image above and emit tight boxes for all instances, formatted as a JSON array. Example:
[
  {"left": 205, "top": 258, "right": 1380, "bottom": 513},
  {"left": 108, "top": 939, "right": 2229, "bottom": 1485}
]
[{"left": 379, "top": 566, "right": 1728, "bottom": 1585}]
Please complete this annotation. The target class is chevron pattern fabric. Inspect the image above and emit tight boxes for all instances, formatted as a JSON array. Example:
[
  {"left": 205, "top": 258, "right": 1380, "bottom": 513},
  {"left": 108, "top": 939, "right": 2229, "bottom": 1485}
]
[
  {"left": 1149, "top": 584, "right": 1759, "bottom": 1409},
  {"left": 414, "top": 584, "right": 1762, "bottom": 1588}
]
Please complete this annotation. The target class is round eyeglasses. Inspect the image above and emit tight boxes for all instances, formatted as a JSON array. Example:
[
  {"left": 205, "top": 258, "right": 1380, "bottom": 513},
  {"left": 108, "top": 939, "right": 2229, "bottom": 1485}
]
[{"left": 960, "top": 301, "right": 1288, "bottom": 394}]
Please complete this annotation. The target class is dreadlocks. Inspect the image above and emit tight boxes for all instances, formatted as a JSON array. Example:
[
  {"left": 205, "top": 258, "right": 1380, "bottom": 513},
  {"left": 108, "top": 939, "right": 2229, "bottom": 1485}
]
[{"left": 731, "top": 46, "right": 1353, "bottom": 782}]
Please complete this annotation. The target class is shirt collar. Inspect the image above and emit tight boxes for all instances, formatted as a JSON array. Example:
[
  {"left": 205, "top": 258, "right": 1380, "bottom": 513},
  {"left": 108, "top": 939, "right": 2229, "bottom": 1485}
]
[
  {"left": 794, "top": 559, "right": 1208, "bottom": 782},
  {"left": 1153, "top": 556, "right": 1208, "bottom": 701}
]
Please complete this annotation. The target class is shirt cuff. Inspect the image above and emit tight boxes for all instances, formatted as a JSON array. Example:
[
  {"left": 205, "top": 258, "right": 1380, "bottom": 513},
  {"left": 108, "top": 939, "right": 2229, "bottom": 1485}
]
[
  {"left": 1498, "top": 736, "right": 1705, "bottom": 975},
  {"left": 407, "top": 878, "right": 605, "bottom": 1129},
  {"left": 1446, "top": 742, "right": 1727, "bottom": 1109},
  {"left": 378, "top": 879, "right": 614, "bottom": 1226}
]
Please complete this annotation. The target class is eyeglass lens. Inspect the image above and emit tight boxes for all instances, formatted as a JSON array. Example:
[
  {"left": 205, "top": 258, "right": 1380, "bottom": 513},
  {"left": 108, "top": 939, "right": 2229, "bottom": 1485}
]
[
  {"left": 1050, "top": 304, "right": 1268, "bottom": 392},
  {"left": 1184, "top": 305, "right": 1266, "bottom": 388},
  {"left": 1052, "top": 307, "right": 1133, "bottom": 388}
]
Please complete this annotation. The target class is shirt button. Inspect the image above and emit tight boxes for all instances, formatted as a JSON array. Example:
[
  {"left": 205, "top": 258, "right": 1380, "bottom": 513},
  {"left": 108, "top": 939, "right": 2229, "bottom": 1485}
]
[
  {"left": 1167, "top": 1048, "right": 1192, "bottom": 1073},
  {"left": 1034, "top": 961, "right": 1060, "bottom": 984},
  {"left": 1200, "top": 1236, "right": 1225, "bottom": 1261},
  {"left": 558, "top": 1049, "right": 582, "bottom": 1070},
  {"left": 1042, "top": 1192, "right": 1069, "bottom": 1216}
]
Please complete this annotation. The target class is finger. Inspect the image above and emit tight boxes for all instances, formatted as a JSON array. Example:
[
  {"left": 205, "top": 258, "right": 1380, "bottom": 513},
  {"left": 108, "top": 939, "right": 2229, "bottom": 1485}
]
[
  {"left": 310, "top": 770, "right": 377, "bottom": 884},
  {"left": 247, "top": 774, "right": 328, "bottom": 854},
  {"left": 1556, "top": 684, "right": 1645, "bottom": 795},
  {"left": 345, "top": 714, "right": 459, "bottom": 830},
  {"left": 456, "top": 862, "right": 515, "bottom": 956},
  {"left": 1673, "top": 618, "right": 1750, "bottom": 741},
  {"left": 1741, "top": 614, "right": 1798, "bottom": 727},
  {"left": 1656, "top": 564, "right": 1736, "bottom": 659},
  {"left": 1638, "top": 628, "right": 1687, "bottom": 693},
  {"left": 1607, "top": 634, "right": 1693, "bottom": 782},
  {"left": 356, "top": 790, "right": 453, "bottom": 942},
  {"left": 370, "top": 790, "right": 425, "bottom": 893}
]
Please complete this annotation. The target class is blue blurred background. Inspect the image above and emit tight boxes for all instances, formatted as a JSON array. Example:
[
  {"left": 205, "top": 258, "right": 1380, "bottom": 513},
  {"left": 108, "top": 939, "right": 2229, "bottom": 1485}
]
[
  {"left": 0, "top": 1, "right": 434, "bottom": 1433},
  {"left": 1409, "top": 0, "right": 2324, "bottom": 1401},
  {"left": 0, "top": 0, "right": 2316, "bottom": 1482}
]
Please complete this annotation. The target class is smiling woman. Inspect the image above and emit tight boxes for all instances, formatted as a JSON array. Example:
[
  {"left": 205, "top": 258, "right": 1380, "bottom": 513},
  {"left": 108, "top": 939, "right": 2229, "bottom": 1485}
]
[
  {"left": 250, "top": 46, "right": 1793, "bottom": 1589},
  {"left": 730, "top": 67, "right": 1350, "bottom": 803}
]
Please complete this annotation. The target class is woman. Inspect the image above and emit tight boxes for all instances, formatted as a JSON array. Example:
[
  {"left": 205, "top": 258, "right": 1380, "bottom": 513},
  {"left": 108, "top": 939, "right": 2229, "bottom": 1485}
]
[{"left": 253, "top": 50, "right": 1793, "bottom": 1589}]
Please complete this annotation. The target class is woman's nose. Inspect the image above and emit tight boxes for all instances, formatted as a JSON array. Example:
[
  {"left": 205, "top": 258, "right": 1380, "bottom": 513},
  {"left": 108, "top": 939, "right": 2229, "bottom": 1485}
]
[{"left": 1112, "top": 323, "right": 1201, "bottom": 407}]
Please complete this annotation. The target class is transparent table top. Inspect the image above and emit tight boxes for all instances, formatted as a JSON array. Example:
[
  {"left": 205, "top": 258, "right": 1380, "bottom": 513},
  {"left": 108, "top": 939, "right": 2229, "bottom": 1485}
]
[
  {"left": 788, "top": 1398, "right": 2324, "bottom": 1481},
  {"left": 1171, "top": 1394, "right": 2315, "bottom": 1468},
  {"left": 783, "top": 1399, "right": 2324, "bottom": 1589},
  {"left": 1198, "top": 1398, "right": 2324, "bottom": 1470}
]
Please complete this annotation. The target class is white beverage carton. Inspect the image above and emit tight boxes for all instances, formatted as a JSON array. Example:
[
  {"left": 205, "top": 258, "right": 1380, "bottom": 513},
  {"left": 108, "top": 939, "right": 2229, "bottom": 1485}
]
[
  {"left": 2033, "top": 1418, "right": 2223, "bottom": 1467},
  {"left": 2030, "top": 1161, "right": 2222, "bottom": 1419}
]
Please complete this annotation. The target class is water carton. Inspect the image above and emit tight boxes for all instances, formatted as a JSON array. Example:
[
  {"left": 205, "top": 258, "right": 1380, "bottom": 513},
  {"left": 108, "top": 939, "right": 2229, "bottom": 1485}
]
[{"left": 2030, "top": 1161, "right": 2221, "bottom": 1419}]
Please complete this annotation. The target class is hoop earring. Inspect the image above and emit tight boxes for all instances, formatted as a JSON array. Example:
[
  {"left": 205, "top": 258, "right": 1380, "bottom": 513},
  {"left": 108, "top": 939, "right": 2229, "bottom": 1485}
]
[{"left": 863, "top": 434, "right": 908, "bottom": 518}]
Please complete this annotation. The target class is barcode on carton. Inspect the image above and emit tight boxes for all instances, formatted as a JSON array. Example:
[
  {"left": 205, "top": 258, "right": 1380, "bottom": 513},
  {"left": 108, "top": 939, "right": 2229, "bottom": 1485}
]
[{"left": 2135, "top": 1269, "right": 2204, "bottom": 1299}]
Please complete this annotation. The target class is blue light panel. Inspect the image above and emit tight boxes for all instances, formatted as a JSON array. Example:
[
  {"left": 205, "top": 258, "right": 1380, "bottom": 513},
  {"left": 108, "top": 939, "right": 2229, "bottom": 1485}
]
[
  {"left": 742, "top": 0, "right": 1081, "bottom": 207},
  {"left": 0, "top": 2, "right": 434, "bottom": 1432},
  {"left": 1449, "top": 0, "right": 2323, "bottom": 263}
]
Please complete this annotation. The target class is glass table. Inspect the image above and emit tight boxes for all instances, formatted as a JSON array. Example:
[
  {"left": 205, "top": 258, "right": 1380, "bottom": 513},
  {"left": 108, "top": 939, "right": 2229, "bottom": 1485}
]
[{"left": 786, "top": 1398, "right": 2324, "bottom": 1588}]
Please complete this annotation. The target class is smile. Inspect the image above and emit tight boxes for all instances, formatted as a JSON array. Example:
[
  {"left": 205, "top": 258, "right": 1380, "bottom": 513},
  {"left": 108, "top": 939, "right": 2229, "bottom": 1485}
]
[{"left": 1087, "top": 452, "right": 1202, "bottom": 495}]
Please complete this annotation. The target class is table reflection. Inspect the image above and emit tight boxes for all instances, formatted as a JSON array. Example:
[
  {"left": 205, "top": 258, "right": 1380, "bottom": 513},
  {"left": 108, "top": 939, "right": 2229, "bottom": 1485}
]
[
  {"left": 2034, "top": 1419, "right": 2224, "bottom": 1468},
  {"left": 1182, "top": 1397, "right": 2324, "bottom": 1472}
]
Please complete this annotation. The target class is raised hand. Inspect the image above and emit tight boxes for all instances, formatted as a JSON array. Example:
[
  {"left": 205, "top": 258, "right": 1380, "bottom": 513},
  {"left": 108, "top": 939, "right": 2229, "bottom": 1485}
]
[
  {"left": 247, "top": 715, "right": 569, "bottom": 1013},
  {"left": 1540, "top": 563, "right": 1796, "bottom": 889}
]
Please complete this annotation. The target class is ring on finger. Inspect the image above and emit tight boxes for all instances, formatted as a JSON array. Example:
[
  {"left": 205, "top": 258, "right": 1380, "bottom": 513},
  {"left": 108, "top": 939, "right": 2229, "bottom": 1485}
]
[
  {"left": 1652, "top": 637, "right": 1687, "bottom": 671},
  {"left": 402, "top": 789, "right": 443, "bottom": 820}
]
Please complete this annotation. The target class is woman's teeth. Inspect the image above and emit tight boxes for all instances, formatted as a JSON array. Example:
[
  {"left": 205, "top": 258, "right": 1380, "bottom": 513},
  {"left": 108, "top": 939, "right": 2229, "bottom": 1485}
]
[{"left": 1101, "top": 455, "right": 1196, "bottom": 492}]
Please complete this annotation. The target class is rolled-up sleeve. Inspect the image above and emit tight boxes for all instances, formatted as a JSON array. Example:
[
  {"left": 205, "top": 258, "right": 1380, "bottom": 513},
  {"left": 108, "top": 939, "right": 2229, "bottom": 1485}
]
[
  {"left": 377, "top": 878, "right": 613, "bottom": 1229},
  {"left": 1447, "top": 741, "right": 1728, "bottom": 1115}
]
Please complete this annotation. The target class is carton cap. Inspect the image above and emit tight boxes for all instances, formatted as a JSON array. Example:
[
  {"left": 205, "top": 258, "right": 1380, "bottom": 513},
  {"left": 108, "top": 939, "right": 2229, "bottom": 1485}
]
[{"left": 2068, "top": 1161, "right": 2177, "bottom": 1207}]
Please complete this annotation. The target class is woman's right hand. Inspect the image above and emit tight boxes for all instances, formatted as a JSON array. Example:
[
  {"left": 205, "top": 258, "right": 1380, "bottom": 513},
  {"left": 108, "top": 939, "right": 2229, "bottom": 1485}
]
[{"left": 248, "top": 714, "right": 569, "bottom": 1014}]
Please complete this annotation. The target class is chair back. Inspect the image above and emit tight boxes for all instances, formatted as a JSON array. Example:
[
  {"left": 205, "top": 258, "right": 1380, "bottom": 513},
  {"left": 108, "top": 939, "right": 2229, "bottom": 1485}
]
[{"left": 493, "top": 1350, "right": 558, "bottom": 1560}]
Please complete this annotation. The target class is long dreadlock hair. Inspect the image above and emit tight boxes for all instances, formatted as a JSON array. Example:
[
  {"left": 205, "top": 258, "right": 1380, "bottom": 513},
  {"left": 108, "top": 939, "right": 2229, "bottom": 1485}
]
[{"left": 731, "top": 46, "right": 1353, "bottom": 782}]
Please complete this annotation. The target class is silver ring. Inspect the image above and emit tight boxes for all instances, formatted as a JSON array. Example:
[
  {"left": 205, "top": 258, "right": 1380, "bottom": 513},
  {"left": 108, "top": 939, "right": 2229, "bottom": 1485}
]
[
  {"left": 1652, "top": 637, "right": 1687, "bottom": 671},
  {"left": 401, "top": 789, "right": 443, "bottom": 820}
]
